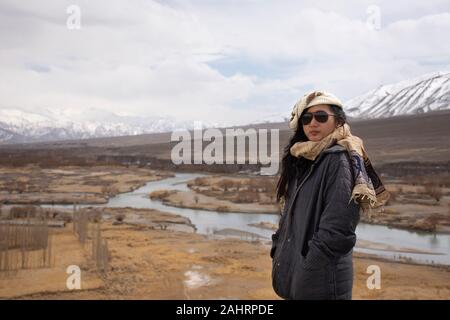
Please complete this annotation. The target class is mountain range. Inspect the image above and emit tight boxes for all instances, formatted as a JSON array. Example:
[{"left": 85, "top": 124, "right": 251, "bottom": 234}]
[
  {"left": 345, "top": 71, "right": 450, "bottom": 118},
  {"left": 1, "top": 71, "right": 449, "bottom": 144}
]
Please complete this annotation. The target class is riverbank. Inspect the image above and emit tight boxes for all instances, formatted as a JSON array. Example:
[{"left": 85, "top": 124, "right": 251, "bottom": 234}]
[
  {"left": 150, "top": 189, "right": 279, "bottom": 214},
  {"left": 0, "top": 166, "right": 174, "bottom": 205},
  {"left": 360, "top": 204, "right": 450, "bottom": 234},
  {"left": 150, "top": 174, "right": 450, "bottom": 234},
  {"left": 150, "top": 174, "right": 280, "bottom": 214},
  {"left": 2, "top": 213, "right": 449, "bottom": 300},
  {"left": 214, "top": 225, "right": 447, "bottom": 257}
]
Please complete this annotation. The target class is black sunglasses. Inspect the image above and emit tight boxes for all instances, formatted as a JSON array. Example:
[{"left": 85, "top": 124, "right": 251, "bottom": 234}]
[{"left": 300, "top": 110, "right": 336, "bottom": 125}]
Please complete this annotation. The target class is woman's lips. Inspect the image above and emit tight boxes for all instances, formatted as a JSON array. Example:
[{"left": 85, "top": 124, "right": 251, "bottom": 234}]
[{"left": 310, "top": 131, "right": 320, "bottom": 135}]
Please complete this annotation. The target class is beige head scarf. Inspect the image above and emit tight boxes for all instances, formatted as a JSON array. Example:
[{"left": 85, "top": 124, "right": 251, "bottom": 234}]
[
  {"left": 289, "top": 91, "right": 390, "bottom": 212},
  {"left": 289, "top": 91, "right": 343, "bottom": 130}
]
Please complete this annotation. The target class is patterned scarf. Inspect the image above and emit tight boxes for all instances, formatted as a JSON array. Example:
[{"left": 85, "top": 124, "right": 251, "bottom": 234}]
[{"left": 290, "top": 123, "right": 390, "bottom": 212}]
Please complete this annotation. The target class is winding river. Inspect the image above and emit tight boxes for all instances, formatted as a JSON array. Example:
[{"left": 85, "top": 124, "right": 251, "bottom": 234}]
[{"left": 59, "top": 173, "right": 450, "bottom": 265}]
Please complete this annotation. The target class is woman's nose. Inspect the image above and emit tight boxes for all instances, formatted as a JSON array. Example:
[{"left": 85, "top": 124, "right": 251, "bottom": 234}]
[{"left": 309, "top": 118, "right": 320, "bottom": 127}]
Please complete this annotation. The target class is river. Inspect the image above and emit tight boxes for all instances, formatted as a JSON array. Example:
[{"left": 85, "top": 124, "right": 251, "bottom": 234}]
[{"left": 55, "top": 173, "right": 450, "bottom": 266}]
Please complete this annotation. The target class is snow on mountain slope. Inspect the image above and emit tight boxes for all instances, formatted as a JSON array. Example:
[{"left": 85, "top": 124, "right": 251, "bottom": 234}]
[
  {"left": 345, "top": 71, "right": 450, "bottom": 118},
  {"left": 1, "top": 71, "right": 449, "bottom": 144},
  {"left": 0, "top": 108, "right": 210, "bottom": 144}
]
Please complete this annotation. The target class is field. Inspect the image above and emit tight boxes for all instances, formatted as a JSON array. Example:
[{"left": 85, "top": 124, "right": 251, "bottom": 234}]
[
  {"left": 1, "top": 110, "right": 450, "bottom": 299},
  {"left": 1, "top": 216, "right": 449, "bottom": 300}
]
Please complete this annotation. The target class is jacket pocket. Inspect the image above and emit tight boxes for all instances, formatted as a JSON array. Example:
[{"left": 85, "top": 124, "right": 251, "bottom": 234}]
[
  {"left": 302, "top": 242, "right": 332, "bottom": 271},
  {"left": 290, "top": 253, "right": 332, "bottom": 299}
]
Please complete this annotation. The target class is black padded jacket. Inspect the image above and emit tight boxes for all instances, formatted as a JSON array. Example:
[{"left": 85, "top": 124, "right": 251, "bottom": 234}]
[{"left": 271, "top": 144, "right": 361, "bottom": 300}]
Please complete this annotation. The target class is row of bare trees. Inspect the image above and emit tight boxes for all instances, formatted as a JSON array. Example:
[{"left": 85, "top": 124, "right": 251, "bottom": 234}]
[
  {"left": 72, "top": 209, "right": 110, "bottom": 273},
  {"left": 0, "top": 219, "right": 53, "bottom": 276}
]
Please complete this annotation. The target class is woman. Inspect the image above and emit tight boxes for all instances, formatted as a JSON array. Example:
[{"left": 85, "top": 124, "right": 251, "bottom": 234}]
[{"left": 271, "top": 91, "right": 390, "bottom": 300}]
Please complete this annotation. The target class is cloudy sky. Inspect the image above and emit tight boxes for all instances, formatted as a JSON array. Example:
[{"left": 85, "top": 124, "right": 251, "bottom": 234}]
[{"left": 1, "top": 0, "right": 449, "bottom": 125}]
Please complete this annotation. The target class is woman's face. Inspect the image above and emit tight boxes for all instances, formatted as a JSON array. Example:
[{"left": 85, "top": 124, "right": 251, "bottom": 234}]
[{"left": 302, "top": 104, "right": 338, "bottom": 142}]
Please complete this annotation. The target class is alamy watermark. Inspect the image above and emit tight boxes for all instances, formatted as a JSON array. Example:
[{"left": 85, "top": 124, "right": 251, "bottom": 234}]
[
  {"left": 171, "top": 122, "right": 279, "bottom": 175},
  {"left": 366, "top": 5, "right": 381, "bottom": 31},
  {"left": 66, "top": 5, "right": 81, "bottom": 30},
  {"left": 66, "top": 265, "right": 81, "bottom": 290},
  {"left": 366, "top": 264, "right": 381, "bottom": 290}
]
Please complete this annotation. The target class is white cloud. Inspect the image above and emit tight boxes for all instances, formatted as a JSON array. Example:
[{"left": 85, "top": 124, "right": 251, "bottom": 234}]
[{"left": 0, "top": 0, "right": 449, "bottom": 126}]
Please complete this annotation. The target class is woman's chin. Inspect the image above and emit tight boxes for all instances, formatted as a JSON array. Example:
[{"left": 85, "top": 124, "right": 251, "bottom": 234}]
[{"left": 308, "top": 136, "right": 322, "bottom": 142}]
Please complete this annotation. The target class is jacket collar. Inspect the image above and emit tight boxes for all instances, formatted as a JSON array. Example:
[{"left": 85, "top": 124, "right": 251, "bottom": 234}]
[{"left": 313, "top": 144, "right": 346, "bottom": 165}]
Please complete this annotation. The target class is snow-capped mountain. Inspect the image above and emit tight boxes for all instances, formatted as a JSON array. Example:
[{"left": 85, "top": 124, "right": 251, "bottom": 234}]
[
  {"left": 1, "top": 71, "right": 449, "bottom": 144},
  {"left": 345, "top": 71, "right": 450, "bottom": 118},
  {"left": 0, "top": 107, "right": 219, "bottom": 144}
]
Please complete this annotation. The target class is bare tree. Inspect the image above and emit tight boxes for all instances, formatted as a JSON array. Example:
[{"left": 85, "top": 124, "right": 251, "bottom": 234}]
[
  {"left": 423, "top": 183, "right": 443, "bottom": 203},
  {"left": 219, "top": 179, "right": 235, "bottom": 192},
  {"left": 0, "top": 219, "right": 53, "bottom": 274}
]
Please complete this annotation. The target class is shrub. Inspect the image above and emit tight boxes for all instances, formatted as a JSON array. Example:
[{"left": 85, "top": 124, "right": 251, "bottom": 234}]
[
  {"left": 194, "top": 177, "right": 209, "bottom": 187},
  {"left": 9, "top": 206, "right": 38, "bottom": 219},
  {"left": 115, "top": 213, "right": 125, "bottom": 222},
  {"left": 218, "top": 179, "right": 235, "bottom": 192},
  {"left": 423, "top": 183, "right": 443, "bottom": 203},
  {"left": 385, "top": 190, "right": 397, "bottom": 205},
  {"left": 149, "top": 190, "right": 175, "bottom": 200},
  {"left": 216, "top": 205, "right": 230, "bottom": 212},
  {"left": 235, "top": 190, "right": 258, "bottom": 203}
]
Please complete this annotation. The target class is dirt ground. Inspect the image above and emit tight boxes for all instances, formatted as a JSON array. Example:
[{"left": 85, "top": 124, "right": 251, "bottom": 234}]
[{"left": 2, "top": 217, "right": 449, "bottom": 300}]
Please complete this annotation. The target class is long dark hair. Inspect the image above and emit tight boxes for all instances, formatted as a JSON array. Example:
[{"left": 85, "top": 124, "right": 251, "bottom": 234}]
[{"left": 276, "top": 105, "right": 347, "bottom": 202}]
